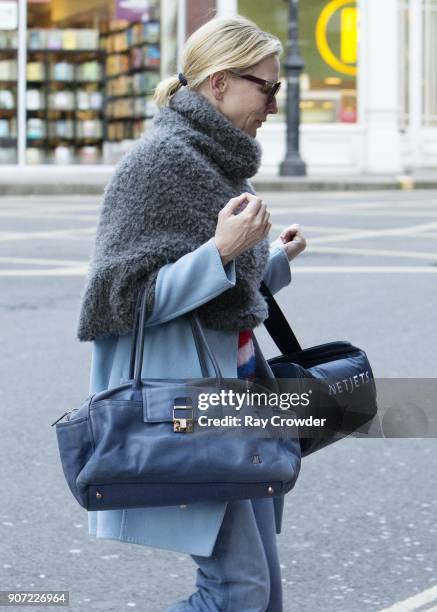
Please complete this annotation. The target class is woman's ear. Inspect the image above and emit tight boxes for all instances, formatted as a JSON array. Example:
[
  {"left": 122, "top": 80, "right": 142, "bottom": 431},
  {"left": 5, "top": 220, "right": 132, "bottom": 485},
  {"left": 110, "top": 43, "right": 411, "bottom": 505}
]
[{"left": 209, "top": 71, "right": 227, "bottom": 101}]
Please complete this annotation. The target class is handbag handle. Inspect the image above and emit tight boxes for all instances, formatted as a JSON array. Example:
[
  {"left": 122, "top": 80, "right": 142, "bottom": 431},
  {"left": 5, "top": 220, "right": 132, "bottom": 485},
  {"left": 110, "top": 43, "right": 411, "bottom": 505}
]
[
  {"left": 260, "top": 281, "right": 302, "bottom": 354},
  {"left": 128, "top": 280, "right": 224, "bottom": 387}
]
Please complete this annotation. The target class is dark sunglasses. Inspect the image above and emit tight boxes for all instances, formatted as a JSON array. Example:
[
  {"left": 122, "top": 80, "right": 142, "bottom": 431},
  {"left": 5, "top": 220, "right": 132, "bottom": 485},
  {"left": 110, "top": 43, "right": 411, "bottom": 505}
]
[{"left": 228, "top": 71, "right": 281, "bottom": 105}]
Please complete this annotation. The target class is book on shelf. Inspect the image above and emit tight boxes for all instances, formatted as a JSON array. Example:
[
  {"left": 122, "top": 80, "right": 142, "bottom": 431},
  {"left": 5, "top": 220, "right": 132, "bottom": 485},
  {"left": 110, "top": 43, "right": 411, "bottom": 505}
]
[
  {"left": 27, "top": 61, "right": 45, "bottom": 81},
  {"left": 78, "top": 146, "right": 101, "bottom": 163},
  {"left": 27, "top": 118, "right": 46, "bottom": 139},
  {"left": 0, "top": 59, "right": 17, "bottom": 80},
  {"left": 50, "top": 61, "right": 75, "bottom": 81},
  {"left": 77, "top": 119, "right": 102, "bottom": 138},
  {"left": 48, "top": 120, "right": 74, "bottom": 139},
  {"left": 76, "top": 61, "right": 102, "bottom": 81},
  {"left": 0, "top": 31, "right": 17, "bottom": 50},
  {"left": 77, "top": 90, "right": 102, "bottom": 110},
  {"left": 49, "top": 91, "right": 75, "bottom": 111},
  {"left": 0, "top": 118, "right": 16, "bottom": 138},
  {"left": 26, "top": 89, "right": 43, "bottom": 110},
  {"left": 0, "top": 89, "right": 14, "bottom": 109}
]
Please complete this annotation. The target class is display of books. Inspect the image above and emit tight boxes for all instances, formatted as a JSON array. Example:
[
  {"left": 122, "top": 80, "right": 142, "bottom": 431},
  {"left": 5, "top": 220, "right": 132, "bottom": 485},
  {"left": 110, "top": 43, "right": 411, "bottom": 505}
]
[
  {"left": 134, "top": 96, "right": 157, "bottom": 117},
  {"left": 0, "top": 119, "right": 10, "bottom": 137},
  {"left": 76, "top": 61, "right": 102, "bottom": 81},
  {"left": 26, "top": 89, "right": 43, "bottom": 110},
  {"left": 0, "top": 89, "right": 14, "bottom": 109},
  {"left": 106, "top": 54, "right": 129, "bottom": 76},
  {"left": 77, "top": 90, "right": 102, "bottom": 110},
  {"left": 28, "top": 29, "right": 47, "bottom": 49},
  {"left": 26, "top": 147, "right": 44, "bottom": 164},
  {"left": 51, "top": 62, "right": 75, "bottom": 81},
  {"left": 142, "top": 45, "right": 160, "bottom": 68},
  {"left": 0, "top": 60, "right": 17, "bottom": 80},
  {"left": 48, "top": 120, "right": 74, "bottom": 139},
  {"left": 48, "top": 91, "right": 75, "bottom": 111},
  {"left": 27, "top": 62, "right": 45, "bottom": 81},
  {"left": 28, "top": 29, "right": 99, "bottom": 50},
  {"left": 0, "top": 31, "right": 17, "bottom": 50},
  {"left": 78, "top": 145, "right": 101, "bottom": 163},
  {"left": 27, "top": 118, "right": 46, "bottom": 139},
  {"left": 54, "top": 145, "right": 74, "bottom": 164},
  {"left": 0, "top": 18, "right": 160, "bottom": 164},
  {"left": 76, "top": 119, "right": 102, "bottom": 138},
  {"left": 46, "top": 29, "right": 63, "bottom": 50}
]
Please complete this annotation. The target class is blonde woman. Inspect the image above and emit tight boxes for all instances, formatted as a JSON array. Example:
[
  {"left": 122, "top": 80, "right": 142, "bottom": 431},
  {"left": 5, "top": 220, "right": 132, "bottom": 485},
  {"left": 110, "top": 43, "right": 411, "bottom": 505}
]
[{"left": 77, "top": 15, "right": 306, "bottom": 612}]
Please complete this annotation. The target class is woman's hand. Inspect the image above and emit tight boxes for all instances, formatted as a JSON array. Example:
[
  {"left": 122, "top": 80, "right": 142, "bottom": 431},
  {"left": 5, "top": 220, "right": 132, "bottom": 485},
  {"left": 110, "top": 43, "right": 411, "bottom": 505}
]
[
  {"left": 270, "top": 224, "right": 307, "bottom": 262},
  {"left": 214, "top": 193, "right": 271, "bottom": 266}
]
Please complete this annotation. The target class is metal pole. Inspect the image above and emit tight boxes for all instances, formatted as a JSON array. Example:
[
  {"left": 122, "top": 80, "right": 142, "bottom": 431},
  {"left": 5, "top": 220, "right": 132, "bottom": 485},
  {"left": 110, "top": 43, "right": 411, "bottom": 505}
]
[{"left": 279, "top": 0, "right": 307, "bottom": 176}]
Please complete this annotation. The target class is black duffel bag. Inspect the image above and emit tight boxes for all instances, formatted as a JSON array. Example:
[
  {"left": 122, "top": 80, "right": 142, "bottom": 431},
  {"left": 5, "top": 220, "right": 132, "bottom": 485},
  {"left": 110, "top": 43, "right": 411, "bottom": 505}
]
[{"left": 260, "top": 281, "right": 378, "bottom": 457}]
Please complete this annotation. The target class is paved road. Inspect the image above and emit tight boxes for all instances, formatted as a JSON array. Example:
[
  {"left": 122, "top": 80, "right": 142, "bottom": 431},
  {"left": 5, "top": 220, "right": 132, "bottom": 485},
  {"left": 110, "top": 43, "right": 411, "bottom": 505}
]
[{"left": 0, "top": 190, "right": 436, "bottom": 612}]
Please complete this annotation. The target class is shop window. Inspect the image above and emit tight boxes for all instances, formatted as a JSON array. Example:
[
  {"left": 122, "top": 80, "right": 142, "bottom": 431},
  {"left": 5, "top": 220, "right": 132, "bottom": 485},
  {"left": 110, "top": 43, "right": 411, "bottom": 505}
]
[
  {"left": 238, "top": 0, "right": 358, "bottom": 124},
  {"left": 0, "top": 0, "right": 18, "bottom": 163},
  {"left": 25, "top": 0, "right": 164, "bottom": 164}
]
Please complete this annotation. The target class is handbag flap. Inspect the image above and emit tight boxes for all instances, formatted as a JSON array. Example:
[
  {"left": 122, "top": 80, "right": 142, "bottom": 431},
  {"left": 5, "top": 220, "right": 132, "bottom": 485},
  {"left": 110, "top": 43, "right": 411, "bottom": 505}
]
[{"left": 142, "top": 381, "right": 225, "bottom": 423}]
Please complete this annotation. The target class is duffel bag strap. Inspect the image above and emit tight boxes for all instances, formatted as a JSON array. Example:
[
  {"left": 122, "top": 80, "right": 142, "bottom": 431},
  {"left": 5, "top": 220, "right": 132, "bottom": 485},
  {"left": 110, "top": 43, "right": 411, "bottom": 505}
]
[{"left": 260, "top": 281, "right": 302, "bottom": 354}]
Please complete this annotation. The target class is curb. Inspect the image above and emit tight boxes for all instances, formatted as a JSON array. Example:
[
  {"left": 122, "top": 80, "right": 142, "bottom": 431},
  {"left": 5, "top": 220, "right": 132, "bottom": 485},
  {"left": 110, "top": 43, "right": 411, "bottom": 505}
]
[{"left": 0, "top": 176, "right": 436, "bottom": 196}]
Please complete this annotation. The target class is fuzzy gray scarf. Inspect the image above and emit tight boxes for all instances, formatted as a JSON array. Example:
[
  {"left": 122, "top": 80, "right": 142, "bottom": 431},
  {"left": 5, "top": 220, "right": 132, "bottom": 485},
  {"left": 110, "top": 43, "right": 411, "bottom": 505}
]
[{"left": 77, "top": 88, "right": 270, "bottom": 341}]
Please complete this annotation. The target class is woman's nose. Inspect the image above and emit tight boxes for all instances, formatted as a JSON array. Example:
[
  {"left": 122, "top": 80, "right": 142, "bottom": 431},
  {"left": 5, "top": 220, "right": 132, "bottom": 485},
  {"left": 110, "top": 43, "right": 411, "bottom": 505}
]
[{"left": 267, "top": 96, "right": 279, "bottom": 114}]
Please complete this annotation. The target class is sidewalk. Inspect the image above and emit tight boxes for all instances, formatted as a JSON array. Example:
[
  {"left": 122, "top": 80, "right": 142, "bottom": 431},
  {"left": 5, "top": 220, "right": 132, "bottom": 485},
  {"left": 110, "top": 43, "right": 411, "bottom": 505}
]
[{"left": 0, "top": 166, "right": 437, "bottom": 195}]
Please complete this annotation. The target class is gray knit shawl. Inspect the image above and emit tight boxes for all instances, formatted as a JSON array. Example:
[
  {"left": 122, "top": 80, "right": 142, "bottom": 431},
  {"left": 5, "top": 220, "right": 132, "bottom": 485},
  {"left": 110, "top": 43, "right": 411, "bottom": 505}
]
[{"left": 76, "top": 88, "right": 270, "bottom": 342}]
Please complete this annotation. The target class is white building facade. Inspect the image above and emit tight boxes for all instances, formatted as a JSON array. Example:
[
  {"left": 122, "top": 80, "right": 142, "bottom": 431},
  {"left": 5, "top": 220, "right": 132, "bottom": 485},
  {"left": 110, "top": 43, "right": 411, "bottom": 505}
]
[
  {"left": 215, "top": 0, "right": 437, "bottom": 176},
  {"left": 0, "top": 0, "right": 435, "bottom": 174}
]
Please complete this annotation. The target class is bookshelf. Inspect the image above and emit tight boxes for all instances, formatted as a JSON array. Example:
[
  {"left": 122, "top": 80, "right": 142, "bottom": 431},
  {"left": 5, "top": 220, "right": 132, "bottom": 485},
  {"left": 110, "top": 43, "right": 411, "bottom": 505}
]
[
  {"left": 100, "top": 20, "right": 160, "bottom": 159},
  {"left": 0, "top": 20, "right": 161, "bottom": 164}
]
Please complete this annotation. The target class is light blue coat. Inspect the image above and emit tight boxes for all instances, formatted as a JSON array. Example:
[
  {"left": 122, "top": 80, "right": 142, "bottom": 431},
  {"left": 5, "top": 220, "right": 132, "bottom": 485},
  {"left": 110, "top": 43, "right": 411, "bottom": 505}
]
[{"left": 87, "top": 237, "right": 293, "bottom": 556}]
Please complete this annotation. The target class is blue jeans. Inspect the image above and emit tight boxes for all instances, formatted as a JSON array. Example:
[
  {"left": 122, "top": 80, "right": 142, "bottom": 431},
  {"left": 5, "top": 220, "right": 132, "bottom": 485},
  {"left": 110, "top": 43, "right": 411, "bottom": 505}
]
[{"left": 165, "top": 497, "right": 282, "bottom": 612}]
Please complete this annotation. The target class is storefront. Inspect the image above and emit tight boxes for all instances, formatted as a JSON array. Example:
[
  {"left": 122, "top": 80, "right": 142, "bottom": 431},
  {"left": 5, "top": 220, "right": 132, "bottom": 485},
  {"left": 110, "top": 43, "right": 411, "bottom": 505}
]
[
  {"left": 223, "top": 0, "right": 437, "bottom": 174},
  {"left": 0, "top": 0, "right": 178, "bottom": 165},
  {"left": 0, "top": 0, "right": 436, "bottom": 173}
]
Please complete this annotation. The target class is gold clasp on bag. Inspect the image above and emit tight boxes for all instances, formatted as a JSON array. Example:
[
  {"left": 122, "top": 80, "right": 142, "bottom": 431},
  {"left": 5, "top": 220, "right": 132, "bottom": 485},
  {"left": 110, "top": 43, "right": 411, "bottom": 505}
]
[{"left": 173, "top": 399, "right": 194, "bottom": 433}]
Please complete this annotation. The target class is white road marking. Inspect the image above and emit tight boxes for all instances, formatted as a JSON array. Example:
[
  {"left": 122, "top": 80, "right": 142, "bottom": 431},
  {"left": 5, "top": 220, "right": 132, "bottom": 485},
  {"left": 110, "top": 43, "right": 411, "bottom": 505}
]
[
  {"left": 0, "top": 228, "right": 95, "bottom": 242},
  {"left": 0, "top": 211, "right": 98, "bottom": 221},
  {"left": 0, "top": 256, "right": 86, "bottom": 266},
  {"left": 280, "top": 224, "right": 363, "bottom": 234},
  {"left": 268, "top": 198, "right": 437, "bottom": 210},
  {"left": 378, "top": 584, "right": 437, "bottom": 611},
  {"left": 0, "top": 267, "right": 87, "bottom": 276},
  {"left": 290, "top": 266, "right": 437, "bottom": 273},
  {"left": 302, "top": 221, "right": 437, "bottom": 244},
  {"left": 270, "top": 208, "right": 437, "bottom": 218},
  {"left": 308, "top": 246, "right": 437, "bottom": 261}
]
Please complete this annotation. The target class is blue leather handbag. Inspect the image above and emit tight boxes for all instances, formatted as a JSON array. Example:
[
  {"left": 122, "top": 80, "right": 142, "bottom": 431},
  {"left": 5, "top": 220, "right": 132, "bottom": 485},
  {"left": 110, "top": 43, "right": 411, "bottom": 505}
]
[{"left": 51, "top": 282, "right": 301, "bottom": 511}]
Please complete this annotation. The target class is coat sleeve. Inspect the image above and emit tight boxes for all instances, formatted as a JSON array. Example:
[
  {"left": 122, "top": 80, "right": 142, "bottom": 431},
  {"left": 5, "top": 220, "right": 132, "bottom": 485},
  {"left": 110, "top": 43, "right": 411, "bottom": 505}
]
[
  {"left": 145, "top": 239, "right": 291, "bottom": 327},
  {"left": 263, "top": 246, "right": 292, "bottom": 295}
]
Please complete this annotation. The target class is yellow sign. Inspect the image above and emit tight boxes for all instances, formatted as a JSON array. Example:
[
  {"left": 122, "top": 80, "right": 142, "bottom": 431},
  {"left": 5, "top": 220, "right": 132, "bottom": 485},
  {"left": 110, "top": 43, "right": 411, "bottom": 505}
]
[{"left": 315, "top": 0, "right": 358, "bottom": 76}]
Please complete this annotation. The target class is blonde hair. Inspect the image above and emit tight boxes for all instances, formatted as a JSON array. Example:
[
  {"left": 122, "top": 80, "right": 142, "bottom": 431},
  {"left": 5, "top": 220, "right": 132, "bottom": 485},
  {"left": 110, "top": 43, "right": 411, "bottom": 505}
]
[{"left": 153, "top": 15, "right": 282, "bottom": 108}]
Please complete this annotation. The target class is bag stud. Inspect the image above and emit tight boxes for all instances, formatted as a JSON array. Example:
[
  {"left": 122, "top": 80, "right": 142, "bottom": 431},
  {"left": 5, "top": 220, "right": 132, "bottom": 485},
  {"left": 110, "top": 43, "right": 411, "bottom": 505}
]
[
  {"left": 95, "top": 491, "right": 103, "bottom": 500},
  {"left": 267, "top": 486, "right": 275, "bottom": 495}
]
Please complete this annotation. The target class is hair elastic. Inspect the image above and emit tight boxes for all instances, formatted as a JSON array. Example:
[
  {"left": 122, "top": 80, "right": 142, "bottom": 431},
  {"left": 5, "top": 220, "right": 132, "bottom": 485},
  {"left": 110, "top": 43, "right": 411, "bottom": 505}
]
[{"left": 178, "top": 72, "right": 188, "bottom": 86}]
